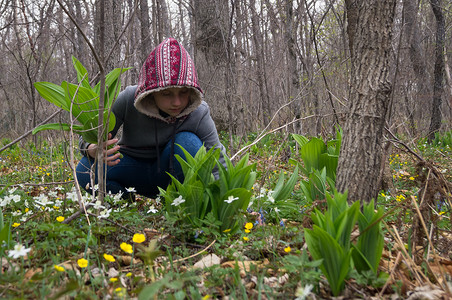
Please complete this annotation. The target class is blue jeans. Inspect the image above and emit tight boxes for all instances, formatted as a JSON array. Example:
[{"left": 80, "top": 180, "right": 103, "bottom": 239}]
[{"left": 76, "top": 132, "right": 202, "bottom": 198}]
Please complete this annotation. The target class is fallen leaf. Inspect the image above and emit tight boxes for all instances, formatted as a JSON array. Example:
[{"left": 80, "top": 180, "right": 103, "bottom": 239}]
[{"left": 193, "top": 254, "right": 221, "bottom": 269}]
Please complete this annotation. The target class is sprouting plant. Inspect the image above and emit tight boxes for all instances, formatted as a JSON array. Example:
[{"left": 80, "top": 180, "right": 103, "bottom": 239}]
[
  {"left": 304, "top": 190, "right": 386, "bottom": 296},
  {"left": 290, "top": 127, "right": 341, "bottom": 203},
  {"left": 304, "top": 190, "right": 359, "bottom": 296},
  {"left": 159, "top": 145, "right": 257, "bottom": 234},
  {"left": 32, "top": 56, "right": 130, "bottom": 144}
]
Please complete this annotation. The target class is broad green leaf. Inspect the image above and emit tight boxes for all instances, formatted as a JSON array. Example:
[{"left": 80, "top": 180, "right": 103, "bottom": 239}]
[
  {"left": 32, "top": 123, "right": 73, "bottom": 135},
  {"left": 305, "top": 226, "right": 351, "bottom": 296},
  {"left": 72, "top": 56, "right": 90, "bottom": 89},
  {"left": 34, "top": 82, "right": 69, "bottom": 111},
  {"left": 300, "top": 137, "right": 326, "bottom": 173},
  {"left": 272, "top": 166, "right": 299, "bottom": 202},
  {"left": 292, "top": 133, "right": 309, "bottom": 147}
]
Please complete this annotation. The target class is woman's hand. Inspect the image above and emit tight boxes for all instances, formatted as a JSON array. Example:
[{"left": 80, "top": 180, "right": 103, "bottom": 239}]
[{"left": 87, "top": 134, "right": 121, "bottom": 166}]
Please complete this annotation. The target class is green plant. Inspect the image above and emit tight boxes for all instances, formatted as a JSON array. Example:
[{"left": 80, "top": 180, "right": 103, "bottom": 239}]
[
  {"left": 32, "top": 56, "right": 130, "bottom": 144},
  {"left": 159, "top": 145, "right": 257, "bottom": 234},
  {"left": 304, "top": 190, "right": 359, "bottom": 296},
  {"left": 304, "top": 190, "right": 385, "bottom": 296},
  {"left": 290, "top": 128, "right": 341, "bottom": 203},
  {"left": 351, "top": 199, "right": 384, "bottom": 275},
  {"left": 291, "top": 127, "right": 341, "bottom": 181},
  {"left": 432, "top": 130, "right": 452, "bottom": 147}
]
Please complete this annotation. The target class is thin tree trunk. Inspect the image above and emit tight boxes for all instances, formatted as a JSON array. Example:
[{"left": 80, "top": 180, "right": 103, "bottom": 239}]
[{"left": 427, "top": 0, "right": 445, "bottom": 142}]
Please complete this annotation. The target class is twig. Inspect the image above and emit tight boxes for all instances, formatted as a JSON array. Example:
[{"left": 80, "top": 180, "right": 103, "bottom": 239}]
[
  {"left": 0, "top": 109, "right": 62, "bottom": 153},
  {"left": 411, "top": 195, "right": 452, "bottom": 295},
  {"left": 0, "top": 180, "right": 74, "bottom": 187},
  {"left": 379, "top": 251, "right": 402, "bottom": 297},
  {"left": 231, "top": 113, "right": 325, "bottom": 161},
  {"left": 385, "top": 223, "right": 431, "bottom": 285},
  {"left": 86, "top": 212, "right": 134, "bottom": 234},
  {"left": 172, "top": 239, "right": 216, "bottom": 263}
]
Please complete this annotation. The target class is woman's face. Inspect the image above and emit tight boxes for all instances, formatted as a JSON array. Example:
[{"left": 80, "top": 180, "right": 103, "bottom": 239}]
[{"left": 153, "top": 87, "right": 190, "bottom": 117}]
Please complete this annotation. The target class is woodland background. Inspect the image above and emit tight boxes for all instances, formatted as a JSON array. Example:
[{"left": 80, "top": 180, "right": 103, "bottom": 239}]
[{"left": 0, "top": 0, "right": 451, "bottom": 196}]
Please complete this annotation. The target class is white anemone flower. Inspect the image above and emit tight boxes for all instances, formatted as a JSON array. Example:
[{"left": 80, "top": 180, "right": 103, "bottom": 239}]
[
  {"left": 8, "top": 244, "right": 31, "bottom": 259},
  {"left": 98, "top": 208, "right": 112, "bottom": 219},
  {"left": 171, "top": 196, "right": 185, "bottom": 207},
  {"left": 34, "top": 194, "right": 54, "bottom": 207},
  {"left": 147, "top": 205, "right": 158, "bottom": 214},
  {"left": 295, "top": 284, "right": 313, "bottom": 300},
  {"left": 92, "top": 200, "right": 105, "bottom": 210},
  {"left": 224, "top": 195, "right": 239, "bottom": 204}
]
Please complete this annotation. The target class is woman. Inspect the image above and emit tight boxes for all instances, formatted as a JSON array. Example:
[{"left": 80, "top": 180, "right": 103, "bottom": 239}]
[{"left": 76, "top": 38, "right": 227, "bottom": 198}]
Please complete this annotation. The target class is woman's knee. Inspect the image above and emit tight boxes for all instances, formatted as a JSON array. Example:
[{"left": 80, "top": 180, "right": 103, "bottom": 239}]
[
  {"left": 76, "top": 157, "right": 94, "bottom": 191},
  {"left": 174, "top": 132, "right": 202, "bottom": 156}
]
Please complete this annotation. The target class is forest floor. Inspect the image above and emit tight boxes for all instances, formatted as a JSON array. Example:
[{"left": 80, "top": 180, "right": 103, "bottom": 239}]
[{"left": 0, "top": 132, "right": 451, "bottom": 299}]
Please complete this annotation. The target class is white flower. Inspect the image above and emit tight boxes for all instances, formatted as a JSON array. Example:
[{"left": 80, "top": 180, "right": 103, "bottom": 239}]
[
  {"left": 8, "top": 187, "right": 18, "bottom": 194},
  {"left": 8, "top": 244, "right": 31, "bottom": 259},
  {"left": 224, "top": 195, "right": 239, "bottom": 204},
  {"left": 92, "top": 200, "right": 105, "bottom": 210},
  {"left": 155, "top": 196, "right": 161, "bottom": 205},
  {"left": 12, "top": 210, "right": 22, "bottom": 216},
  {"left": 267, "top": 190, "right": 275, "bottom": 203},
  {"left": 34, "top": 194, "right": 54, "bottom": 207},
  {"left": 113, "top": 192, "right": 123, "bottom": 204},
  {"left": 295, "top": 284, "right": 313, "bottom": 300},
  {"left": 0, "top": 198, "right": 10, "bottom": 207},
  {"left": 274, "top": 207, "right": 280, "bottom": 213},
  {"left": 126, "top": 187, "right": 136, "bottom": 193},
  {"left": 98, "top": 208, "right": 112, "bottom": 219},
  {"left": 54, "top": 200, "right": 63, "bottom": 207},
  {"left": 48, "top": 191, "right": 58, "bottom": 198},
  {"left": 171, "top": 196, "right": 185, "bottom": 207},
  {"left": 11, "top": 195, "right": 21, "bottom": 203},
  {"left": 147, "top": 205, "right": 158, "bottom": 214}
]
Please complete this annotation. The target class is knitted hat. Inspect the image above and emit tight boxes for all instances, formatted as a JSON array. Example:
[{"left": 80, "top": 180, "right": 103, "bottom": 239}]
[{"left": 134, "top": 38, "right": 203, "bottom": 122}]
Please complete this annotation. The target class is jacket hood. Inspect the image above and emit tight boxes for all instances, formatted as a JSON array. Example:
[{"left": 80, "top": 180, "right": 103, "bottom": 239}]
[{"left": 134, "top": 38, "right": 203, "bottom": 123}]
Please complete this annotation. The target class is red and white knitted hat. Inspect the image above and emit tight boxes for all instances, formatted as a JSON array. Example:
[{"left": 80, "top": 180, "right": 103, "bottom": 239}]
[{"left": 134, "top": 38, "right": 203, "bottom": 120}]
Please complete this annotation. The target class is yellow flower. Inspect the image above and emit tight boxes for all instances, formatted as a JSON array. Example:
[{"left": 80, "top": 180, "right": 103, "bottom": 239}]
[
  {"left": 12, "top": 223, "right": 20, "bottom": 228},
  {"left": 132, "top": 233, "right": 145, "bottom": 244},
  {"left": 103, "top": 253, "right": 115, "bottom": 262},
  {"left": 245, "top": 229, "right": 251, "bottom": 233},
  {"left": 223, "top": 229, "right": 231, "bottom": 233},
  {"left": 126, "top": 272, "right": 132, "bottom": 277},
  {"left": 120, "top": 242, "right": 133, "bottom": 254},
  {"left": 25, "top": 208, "right": 29, "bottom": 213},
  {"left": 439, "top": 211, "right": 445, "bottom": 215},
  {"left": 284, "top": 246, "right": 291, "bottom": 253},
  {"left": 202, "top": 295, "right": 211, "bottom": 300},
  {"left": 54, "top": 265, "right": 65, "bottom": 272},
  {"left": 243, "top": 236, "right": 249, "bottom": 241},
  {"left": 56, "top": 216, "right": 65, "bottom": 222},
  {"left": 245, "top": 222, "right": 253, "bottom": 230},
  {"left": 115, "top": 287, "right": 125, "bottom": 297},
  {"left": 409, "top": 176, "right": 415, "bottom": 181},
  {"left": 77, "top": 258, "right": 88, "bottom": 268},
  {"left": 110, "top": 277, "right": 118, "bottom": 282}
]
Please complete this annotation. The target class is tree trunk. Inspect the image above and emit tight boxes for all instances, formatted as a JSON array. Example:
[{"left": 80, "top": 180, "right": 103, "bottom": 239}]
[
  {"left": 250, "top": 0, "right": 270, "bottom": 125},
  {"left": 285, "top": 0, "right": 301, "bottom": 133},
  {"left": 336, "top": 0, "right": 397, "bottom": 203},
  {"left": 402, "top": 0, "right": 432, "bottom": 134},
  {"left": 139, "top": 0, "right": 151, "bottom": 63},
  {"left": 427, "top": 0, "right": 445, "bottom": 142}
]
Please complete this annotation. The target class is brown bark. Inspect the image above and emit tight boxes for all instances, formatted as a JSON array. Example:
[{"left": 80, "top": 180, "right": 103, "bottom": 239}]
[
  {"left": 427, "top": 0, "right": 445, "bottom": 142},
  {"left": 336, "top": 0, "right": 397, "bottom": 203}
]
